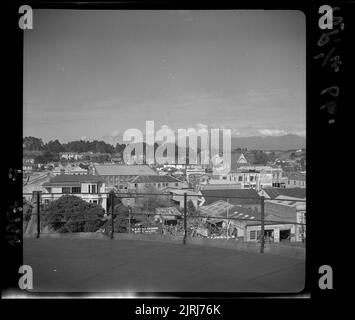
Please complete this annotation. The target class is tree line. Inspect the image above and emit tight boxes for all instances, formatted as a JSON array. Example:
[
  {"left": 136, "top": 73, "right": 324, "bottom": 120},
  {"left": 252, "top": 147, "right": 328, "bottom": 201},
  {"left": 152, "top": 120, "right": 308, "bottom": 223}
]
[
  {"left": 24, "top": 136, "right": 278, "bottom": 166},
  {"left": 23, "top": 136, "right": 126, "bottom": 154}
]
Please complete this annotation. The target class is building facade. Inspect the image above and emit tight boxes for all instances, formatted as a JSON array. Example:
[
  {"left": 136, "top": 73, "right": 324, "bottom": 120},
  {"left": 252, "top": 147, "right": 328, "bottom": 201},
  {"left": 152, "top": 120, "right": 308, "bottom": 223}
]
[
  {"left": 42, "top": 174, "right": 108, "bottom": 211},
  {"left": 92, "top": 164, "right": 158, "bottom": 190},
  {"left": 128, "top": 175, "right": 188, "bottom": 191},
  {"left": 245, "top": 197, "right": 306, "bottom": 243}
]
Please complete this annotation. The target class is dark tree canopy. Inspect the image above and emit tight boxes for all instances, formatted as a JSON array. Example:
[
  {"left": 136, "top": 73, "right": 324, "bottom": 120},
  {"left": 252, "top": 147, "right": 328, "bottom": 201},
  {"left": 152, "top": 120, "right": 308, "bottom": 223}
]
[
  {"left": 23, "top": 136, "right": 44, "bottom": 151},
  {"left": 43, "top": 195, "right": 105, "bottom": 233}
]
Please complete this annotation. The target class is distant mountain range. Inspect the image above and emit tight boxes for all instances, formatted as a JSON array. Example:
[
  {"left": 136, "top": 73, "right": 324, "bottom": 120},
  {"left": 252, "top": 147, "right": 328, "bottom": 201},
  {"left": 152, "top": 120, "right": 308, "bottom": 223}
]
[{"left": 231, "top": 134, "right": 306, "bottom": 151}]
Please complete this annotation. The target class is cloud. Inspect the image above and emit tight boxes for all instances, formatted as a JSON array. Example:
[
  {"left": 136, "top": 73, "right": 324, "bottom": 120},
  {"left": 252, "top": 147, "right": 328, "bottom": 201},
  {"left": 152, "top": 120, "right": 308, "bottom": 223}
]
[
  {"left": 196, "top": 123, "right": 209, "bottom": 130},
  {"left": 80, "top": 136, "right": 87, "bottom": 141},
  {"left": 111, "top": 130, "right": 120, "bottom": 137},
  {"left": 258, "top": 129, "right": 287, "bottom": 136},
  {"left": 231, "top": 129, "right": 241, "bottom": 136}
]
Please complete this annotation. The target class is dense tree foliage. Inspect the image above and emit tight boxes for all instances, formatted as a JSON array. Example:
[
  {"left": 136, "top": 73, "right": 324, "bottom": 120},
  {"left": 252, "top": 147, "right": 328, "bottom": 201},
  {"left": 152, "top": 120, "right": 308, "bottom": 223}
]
[
  {"left": 45, "top": 139, "right": 65, "bottom": 153},
  {"left": 42, "top": 195, "right": 105, "bottom": 232},
  {"left": 23, "top": 136, "right": 126, "bottom": 155},
  {"left": 250, "top": 150, "right": 269, "bottom": 165},
  {"left": 23, "top": 136, "right": 44, "bottom": 151}
]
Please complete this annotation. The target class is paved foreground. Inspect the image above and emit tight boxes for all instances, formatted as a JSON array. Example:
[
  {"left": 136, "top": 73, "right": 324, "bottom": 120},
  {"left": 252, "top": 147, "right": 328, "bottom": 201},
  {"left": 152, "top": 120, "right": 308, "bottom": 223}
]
[{"left": 23, "top": 238, "right": 305, "bottom": 293}]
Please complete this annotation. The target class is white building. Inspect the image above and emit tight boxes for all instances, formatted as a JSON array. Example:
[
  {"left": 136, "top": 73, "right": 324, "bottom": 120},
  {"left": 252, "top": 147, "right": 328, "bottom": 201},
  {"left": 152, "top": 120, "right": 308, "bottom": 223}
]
[
  {"left": 59, "top": 152, "right": 83, "bottom": 161},
  {"left": 42, "top": 174, "right": 107, "bottom": 211},
  {"left": 53, "top": 164, "right": 88, "bottom": 176}
]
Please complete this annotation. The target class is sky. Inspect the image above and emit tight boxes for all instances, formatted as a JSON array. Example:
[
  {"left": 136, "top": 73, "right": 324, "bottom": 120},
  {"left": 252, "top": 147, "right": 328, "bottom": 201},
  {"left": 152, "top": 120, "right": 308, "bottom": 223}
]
[{"left": 23, "top": 10, "right": 306, "bottom": 144}]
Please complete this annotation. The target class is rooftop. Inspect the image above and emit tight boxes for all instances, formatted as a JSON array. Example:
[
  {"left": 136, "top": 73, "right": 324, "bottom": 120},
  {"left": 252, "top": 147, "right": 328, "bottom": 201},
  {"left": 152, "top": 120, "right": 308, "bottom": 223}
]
[
  {"left": 200, "top": 200, "right": 261, "bottom": 221},
  {"left": 130, "top": 175, "right": 182, "bottom": 184},
  {"left": 94, "top": 164, "right": 157, "bottom": 176},
  {"left": 200, "top": 188, "right": 261, "bottom": 205},
  {"left": 262, "top": 188, "right": 306, "bottom": 199},
  {"left": 43, "top": 174, "right": 104, "bottom": 186}
]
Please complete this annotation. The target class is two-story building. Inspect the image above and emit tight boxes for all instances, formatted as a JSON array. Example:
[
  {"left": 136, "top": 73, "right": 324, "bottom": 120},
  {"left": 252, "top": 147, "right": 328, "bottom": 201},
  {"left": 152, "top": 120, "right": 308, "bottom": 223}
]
[
  {"left": 42, "top": 174, "right": 107, "bottom": 211},
  {"left": 236, "top": 168, "right": 260, "bottom": 189},
  {"left": 285, "top": 172, "right": 306, "bottom": 188},
  {"left": 92, "top": 164, "right": 158, "bottom": 190}
]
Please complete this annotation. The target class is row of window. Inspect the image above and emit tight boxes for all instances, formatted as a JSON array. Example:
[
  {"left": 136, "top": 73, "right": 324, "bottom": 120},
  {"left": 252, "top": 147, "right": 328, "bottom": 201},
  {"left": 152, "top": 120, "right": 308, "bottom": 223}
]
[
  {"left": 61, "top": 184, "right": 97, "bottom": 194},
  {"left": 287, "top": 180, "right": 306, "bottom": 186},
  {"left": 221, "top": 176, "right": 257, "bottom": 182},
  {"left": 135, "top": 182, "right": 179, "bottom": 188}
]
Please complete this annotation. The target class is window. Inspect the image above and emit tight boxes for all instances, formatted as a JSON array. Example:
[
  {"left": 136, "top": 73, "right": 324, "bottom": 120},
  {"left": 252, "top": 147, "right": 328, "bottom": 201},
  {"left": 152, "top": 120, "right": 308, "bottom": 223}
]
[
  {"left": 93, "top": 200, "right": 98, "bottom": 204},
  {"left": 250, "top": 230, "right": 256, "bottom": 240},
  {"left": 62, "top": 187, "right": 71, "bottom": 194},
  {"left": 134, "top": 183, "right": 138, "bottom": 188},
  {"left": 222, "top": 176, "right": 227, "bottom": 180},
  {"left": 72, "top": 187, "right": 81, "bottom": 194},
  {"left": 250, "top": 176, "right": 254, "bottom": 181},
  {"left": 91, "top": 184, "right": 97, "bottom": 193},
  {"left": 175, "top": 183, "right": 178, "bottom": 187},
  {"left": 238, "top": 176, "right": 243, "bottom": 182}
]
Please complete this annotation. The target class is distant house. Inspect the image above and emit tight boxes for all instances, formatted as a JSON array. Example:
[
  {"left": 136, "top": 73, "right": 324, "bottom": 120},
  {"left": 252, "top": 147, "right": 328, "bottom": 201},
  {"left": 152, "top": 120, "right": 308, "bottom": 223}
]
[
  {"left": 199, "top": 188, "right": 261, "bottom": 211},
  {"left": 128, "top": 175, "right": 187, "bottom": 191},
  {"left": 285, "top": 172, "right": 306, "bottom": 188},
  {"left": 70, "top": 166, "right": 88, "bottom": 175},
  {"left": 59, "top": 152, "right": 83, "bottom": 161},
  {"left": 197, "top": 171, "right": 242, "bottom": 188},
  {"left": 42, "top": 174, "right": 107, "bottom": 211},
  {"left": 23, "top": 157, "right": 35, "bottom": 172},
  {"left": 92, "top": 164, "right": 158, "bottom": 189},
  {"left": 52, "top": 165, "right": 70, "bottom": 176},
  {"left": 52, "top": 164, "right": 87, "bottom": 176},
  {"left": 235, "top": 168, "right": 260, "bottom": 189}
]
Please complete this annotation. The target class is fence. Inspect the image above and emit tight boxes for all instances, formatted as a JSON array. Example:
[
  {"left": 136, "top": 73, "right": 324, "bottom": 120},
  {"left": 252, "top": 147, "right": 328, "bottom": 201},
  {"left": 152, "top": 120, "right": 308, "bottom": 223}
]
[{"left": 23, "top": 191, "right": 306, "bottom": 253}]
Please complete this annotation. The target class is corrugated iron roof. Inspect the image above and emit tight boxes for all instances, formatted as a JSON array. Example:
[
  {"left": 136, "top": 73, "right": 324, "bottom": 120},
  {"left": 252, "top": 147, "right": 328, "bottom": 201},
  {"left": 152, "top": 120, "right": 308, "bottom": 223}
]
[{"left": 94, "top": 164, "right": 157, "bottom": 176}]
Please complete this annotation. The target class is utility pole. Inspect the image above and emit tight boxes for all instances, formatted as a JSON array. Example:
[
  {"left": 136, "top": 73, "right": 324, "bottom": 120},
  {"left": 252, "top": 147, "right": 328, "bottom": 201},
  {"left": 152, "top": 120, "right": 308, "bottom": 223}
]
[
  {"left": 183, "top": 193, "right": 187, "bottom": 244},
  {"left": 128, "top": 205, "right": 131, "bottom": 234},
  {"left": 226, "top": 198, "right": 229, "bottom": 240},
  {"left": 35, "top": 191, "right": 41, "bottom": 238},
  {"left": 260, "top": 196, "right": 265, "bottom": 253},
  {"left": 110, "top": 192, "right": 114, "bottom": 239}
]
